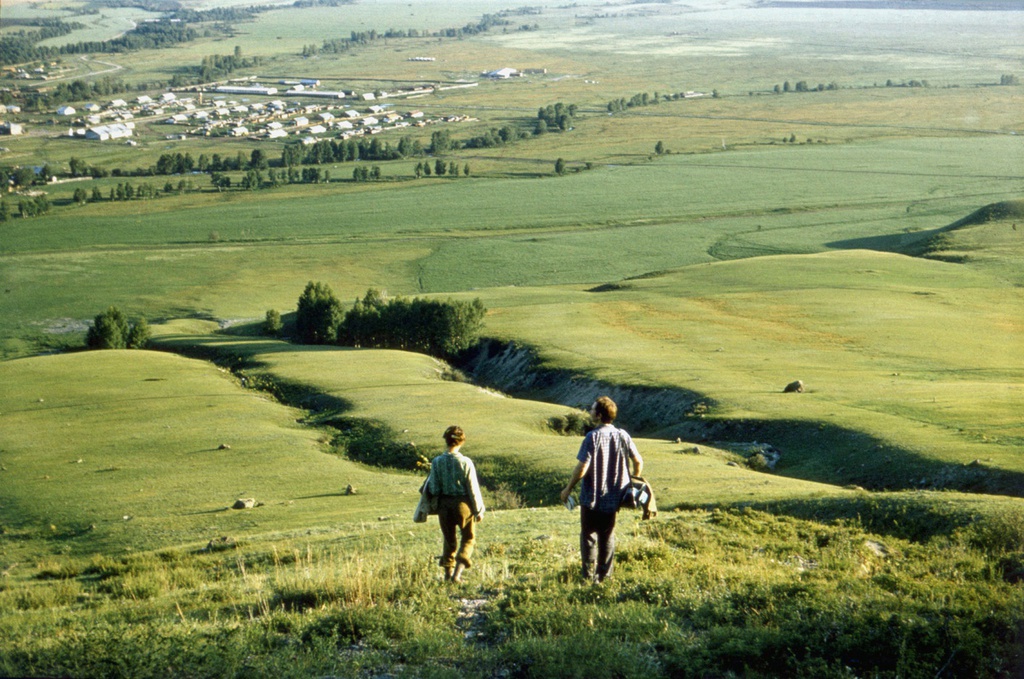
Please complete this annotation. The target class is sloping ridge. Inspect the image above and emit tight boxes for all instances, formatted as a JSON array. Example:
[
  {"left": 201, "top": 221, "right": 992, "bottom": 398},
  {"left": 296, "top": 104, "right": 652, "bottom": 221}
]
[{"left": 828, "top": 199, "right": 1024, "bottom": 257}]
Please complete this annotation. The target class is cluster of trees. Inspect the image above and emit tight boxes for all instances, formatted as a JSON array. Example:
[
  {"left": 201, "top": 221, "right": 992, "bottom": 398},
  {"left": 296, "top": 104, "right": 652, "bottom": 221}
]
[
  {"left": 291, "top": 0, "right": 354, "bottom": 8},
  {"left": 154, "top": 153, "right": 197, "bottom": 176},
  {"left": 351, "top": 166, "right": 380, "bottom": 182},
  {"left": 607, "top": 92, "right": 661, "bottom": 112},
  {"left": 306, "top": 28, "right": 425, "bottom": 57},
  {"left": 414, "top": 161, "right": 468, "bottom": 178},
  {"left": 6, "top": 75, "right": 132, "bottom": 111},
  {"left": 438, "top": 13, "right": 512, "bottom": 38},
  {"left": 773, "top": 81, "right": 840, "bottom": 93},
  {"left": 463, "top": 126, "right": 529, "bottom": 149},
  {"left": 536, "top": 103, "right": 576, "bottom": 133},
  {"left": 188, "top": 49, "right": 262, "bottom": 83},
  {"left": 0, "top": 196, "right": 50, "bottom": 221},
  {"left": 0, "top": 20, "right": 82, "bottom": 67},
  {"left": 281, "top": 136, "right": 420, "bottom": 167},
  {"left": 69, "top": 181, "right": 195, "bottom": 205},
  {"left": 85, "top": 306, "right": 151, "bottom": 350},
  {"left": 292, "top": 283, "right": 486, "bottom": 358},
  {"left": 169, "top": 6, "right": 266, "bottom": 23},
  {"left": 606, "top": 91, "right": 716, "bottom": 113},
  {"left": 303, "top": 12, "right": 511, "bottom": 57},
  {"left": 1, "top": 166, "right": 43, "bottom": 190},
  {"left": 67, "top": 157, "right": 108, "bottom": 179},
  {"left": 884, "top": 79, "right": 929, "bottom": 88},
  {"left": 146, "top": 150, "right": 248, "bottom": 177},
  {"left": 109, "top": 181, "right": 159, "bottom": 200}
]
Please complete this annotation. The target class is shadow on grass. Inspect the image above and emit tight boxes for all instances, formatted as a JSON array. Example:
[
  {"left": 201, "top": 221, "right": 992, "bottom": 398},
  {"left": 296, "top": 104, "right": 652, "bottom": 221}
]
[
  {"left": 828, "top": 200, "right": 1024, "bottom": 257},
  {"left": 669, "top": 416, "right": 1024, "bottom": 498},
  {"left": 153, "top": 334, "right": 1024, "bottom": 503},
  {"left": 459, "top": 339, "right": 709, "bottom": 436},
  {"left": 461, "top": 339, "right": 1024, "bottom": 500}
]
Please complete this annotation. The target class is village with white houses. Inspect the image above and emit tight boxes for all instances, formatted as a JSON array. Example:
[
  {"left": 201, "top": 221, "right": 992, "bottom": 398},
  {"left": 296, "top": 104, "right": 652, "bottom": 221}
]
[{"left": 0, "top": 66, "right": 539, "bottom": 147}]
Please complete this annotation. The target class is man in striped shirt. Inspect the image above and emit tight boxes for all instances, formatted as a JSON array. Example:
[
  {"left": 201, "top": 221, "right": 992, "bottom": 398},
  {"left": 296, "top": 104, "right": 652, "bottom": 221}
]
[{"left": 560, "top": 396, "right": 643, "bottom": 584}]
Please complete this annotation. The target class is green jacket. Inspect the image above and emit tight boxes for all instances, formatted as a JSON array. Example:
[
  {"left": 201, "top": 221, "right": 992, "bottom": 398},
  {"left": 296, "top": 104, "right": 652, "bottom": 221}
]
[{"left": 426, "top": 451, "right": 485, "bottom": 518}]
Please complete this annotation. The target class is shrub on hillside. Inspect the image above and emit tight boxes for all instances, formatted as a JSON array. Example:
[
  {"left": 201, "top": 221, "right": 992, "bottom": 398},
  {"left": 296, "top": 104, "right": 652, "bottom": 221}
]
[
  {"left": 263, "top": 309, "right": 282, "bottom": 337},
  {"left": 548, "top": 410, "right": 591, "bottom": 436},
  {"left": 329, "top": 417, "right": 429, "bottom": 471},
  {"left": 86, "top": 307, "right": 149, "bottom": 349}
]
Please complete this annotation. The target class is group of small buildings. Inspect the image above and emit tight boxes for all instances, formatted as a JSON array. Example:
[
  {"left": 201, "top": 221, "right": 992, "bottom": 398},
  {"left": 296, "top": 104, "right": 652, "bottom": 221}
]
[
  {"left": 61, "top": 92, "right": 193, "bottom": 142},
  {"left": 1, "top": 104, "right": 25, "bottom": 136}
]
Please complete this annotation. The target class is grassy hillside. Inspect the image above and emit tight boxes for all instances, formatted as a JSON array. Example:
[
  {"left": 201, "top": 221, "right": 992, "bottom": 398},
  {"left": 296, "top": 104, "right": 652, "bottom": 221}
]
[
  {"left": 476, "top": 244, "right": 1023, "bottom": 492},
  {"left": 2, "top": 0, "right": 1022, "bottom": 674},
  {"left": 2, "top": 338, "right": 1024, "bottom": 678},
  {"left": 0, "top": 347, "right": 409, "bottom": 561}
]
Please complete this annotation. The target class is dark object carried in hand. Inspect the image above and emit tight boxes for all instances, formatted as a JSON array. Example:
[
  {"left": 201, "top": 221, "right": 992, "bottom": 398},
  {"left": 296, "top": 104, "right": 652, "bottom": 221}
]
[{"left": 620, "top": 477, "right": 657, "bottom": 519}]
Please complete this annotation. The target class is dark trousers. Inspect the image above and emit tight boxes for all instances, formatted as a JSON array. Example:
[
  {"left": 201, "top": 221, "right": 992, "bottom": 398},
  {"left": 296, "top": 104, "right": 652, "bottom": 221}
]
[
  {"left": 437, "top": 495, "right": 476, "bottom": 569},
  {"left": 580, "top": 506, "right": 617, "bottom": 582}
]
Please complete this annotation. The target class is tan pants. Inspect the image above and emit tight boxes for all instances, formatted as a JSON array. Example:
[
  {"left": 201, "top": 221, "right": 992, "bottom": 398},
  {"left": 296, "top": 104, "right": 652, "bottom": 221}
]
[{"left": 437, "top": 495, "right": 475, "bottom": 569}]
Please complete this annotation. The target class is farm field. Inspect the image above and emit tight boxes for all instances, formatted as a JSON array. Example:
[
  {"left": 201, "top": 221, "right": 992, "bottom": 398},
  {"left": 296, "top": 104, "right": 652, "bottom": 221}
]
[{"left": 1, "top": 0, "right": 1023, "bottom": 675}]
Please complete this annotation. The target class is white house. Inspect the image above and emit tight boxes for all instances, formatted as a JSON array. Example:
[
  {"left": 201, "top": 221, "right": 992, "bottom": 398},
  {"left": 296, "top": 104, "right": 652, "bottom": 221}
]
[
  {"left": 307, "top": 124, "right": 327, "bottom": 134},
  {"left": 318, "top": 112, "right": 334, "bottom": 122},
  {"left": 230, "top": 126, "right": 249, "bottom": 137},
  {"left": 0, "top": 122, "right": 24, "bottom": 135},
  {"left": 160, "top": 92, "right": 176, "bottom": 103},
  {"left": 84, "top": 103, "right": 101, "bottom": 113},
  {"left": 293, "top": 116, "right": 309, "bottom": 127},
  {"left": 266, "top": 129, "right": 288, "bottom": 139},
  {"left": 361, "top": 116, "right": 379, "bottom": 126},
  {"left": 57, "top": 106, "right": 76, "bottom": 116},
  {"left": 85, "top": 123, "right": 133, "bottom": 141},
  {"left": 108, "top": 99, "right": 127, "bottom": 108},
  {"left": 137, "top": 95, "right": 153, "bottom": 105},
  {"left": 485, "top": 68, "right": 520, "bottom": 79}
]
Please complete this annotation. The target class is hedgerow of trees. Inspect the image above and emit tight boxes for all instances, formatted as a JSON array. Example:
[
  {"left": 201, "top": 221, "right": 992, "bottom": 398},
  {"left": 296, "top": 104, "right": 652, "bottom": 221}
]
[{"left": 293, "top": 283, "right": 486, "bottom": 358}]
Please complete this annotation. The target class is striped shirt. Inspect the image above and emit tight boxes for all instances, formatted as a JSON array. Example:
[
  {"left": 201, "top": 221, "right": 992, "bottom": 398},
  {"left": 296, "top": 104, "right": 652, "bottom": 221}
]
[
  {"left": 426, "top": 451, "right": 485, "bottom": 517},
  {"left": 577, "top": 424, "right": 639, "bottom": 513}
]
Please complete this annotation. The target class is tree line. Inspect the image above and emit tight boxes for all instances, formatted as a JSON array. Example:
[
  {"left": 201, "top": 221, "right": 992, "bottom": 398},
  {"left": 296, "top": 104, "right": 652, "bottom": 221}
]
[
  {"left": 302, "top": 13, "right": 512, "bottom": 57},
  {"left": 290, "top": 283, "right": 486, "bottom": 359},
  {"left": 0, "top": 21, "right": 197, "bottom": 68}
]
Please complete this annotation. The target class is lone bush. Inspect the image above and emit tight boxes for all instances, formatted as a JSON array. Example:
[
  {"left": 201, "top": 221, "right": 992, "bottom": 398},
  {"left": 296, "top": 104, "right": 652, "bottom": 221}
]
[
  {"left": 548, "top": 410, "right": 591, "bottom": 436},
  {"left": 263, "top": 309, "right": 282, "bottom": 336},
  {"left": 86, "top": 307, "right": 149, "bottom": 350}
]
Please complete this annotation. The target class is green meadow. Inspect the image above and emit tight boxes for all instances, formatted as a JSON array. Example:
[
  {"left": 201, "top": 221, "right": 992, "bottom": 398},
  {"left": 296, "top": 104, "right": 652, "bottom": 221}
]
[{"left": 1, "top": 0, "right": 1023, "bottom": 675}]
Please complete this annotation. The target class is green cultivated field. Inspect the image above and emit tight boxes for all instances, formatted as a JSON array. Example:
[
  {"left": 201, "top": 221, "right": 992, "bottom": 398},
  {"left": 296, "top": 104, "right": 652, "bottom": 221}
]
[{"left": 1, "top": 0, "right": 1023, "bottom": 675}]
